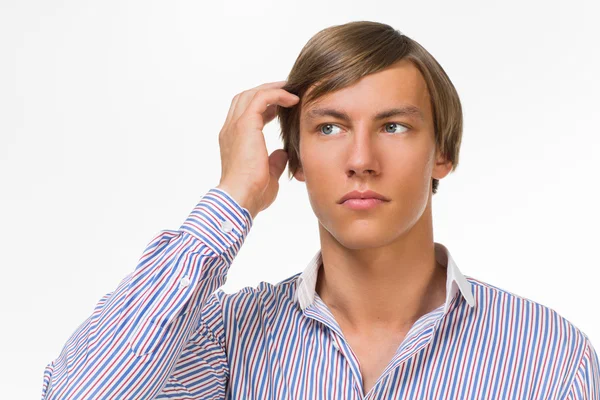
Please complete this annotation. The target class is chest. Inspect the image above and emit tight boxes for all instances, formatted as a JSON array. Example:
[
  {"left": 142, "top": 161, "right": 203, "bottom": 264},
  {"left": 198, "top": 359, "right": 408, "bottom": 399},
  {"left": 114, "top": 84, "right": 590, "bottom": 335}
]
[{"left": 345, "top": 332, "right": 407, "bottom": 396}]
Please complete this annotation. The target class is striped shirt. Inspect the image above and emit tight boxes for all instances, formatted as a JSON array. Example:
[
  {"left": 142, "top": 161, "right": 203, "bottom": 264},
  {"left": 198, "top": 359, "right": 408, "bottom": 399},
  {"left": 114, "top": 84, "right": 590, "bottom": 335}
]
[{"left": 42, "top": 187, "right": 600, "bottom": 399}]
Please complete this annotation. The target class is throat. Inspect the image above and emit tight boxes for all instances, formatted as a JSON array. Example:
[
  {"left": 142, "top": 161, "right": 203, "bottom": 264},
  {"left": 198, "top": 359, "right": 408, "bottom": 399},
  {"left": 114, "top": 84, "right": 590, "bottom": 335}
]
[{"left": 315, "top": 258, "right": 448, "bottom": 331}]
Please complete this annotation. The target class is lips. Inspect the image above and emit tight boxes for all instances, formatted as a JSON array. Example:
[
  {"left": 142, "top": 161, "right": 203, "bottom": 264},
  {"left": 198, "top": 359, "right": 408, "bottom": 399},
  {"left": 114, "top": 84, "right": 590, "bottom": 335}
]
[
  {"left": 341, "top": 198, "right": 387, "bottom": 210},
  {"left": 338, "top": 190, "right": 390, "bottom": 204}
]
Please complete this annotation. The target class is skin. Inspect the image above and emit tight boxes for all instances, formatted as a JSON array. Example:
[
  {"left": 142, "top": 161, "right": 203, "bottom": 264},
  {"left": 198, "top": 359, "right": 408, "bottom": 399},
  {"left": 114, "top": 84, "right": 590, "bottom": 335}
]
[
  {"left": 294, "top": 58, "right": 453, "bottom": 337},
  {"left": 214, "top": 61, "right": 454, "bottom": 396}
]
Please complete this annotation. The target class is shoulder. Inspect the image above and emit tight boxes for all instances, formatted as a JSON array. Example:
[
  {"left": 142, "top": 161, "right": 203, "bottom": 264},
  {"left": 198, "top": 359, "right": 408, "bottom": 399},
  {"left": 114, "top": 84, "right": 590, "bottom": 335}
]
[
  {"left": 194, "top": 272, "right": 301, "bottom": 346},
  {"left": 464, "top": 275, "right": 592, "bottom": 377},
  {"left": 465, "top": 275, "right": 587, "bottom": 336},
  {"left": 201, "top": 272, "right": 302, "bottom": 324},
  {"left": 219, "top": 272, "right": 301, "bottom": 304}
]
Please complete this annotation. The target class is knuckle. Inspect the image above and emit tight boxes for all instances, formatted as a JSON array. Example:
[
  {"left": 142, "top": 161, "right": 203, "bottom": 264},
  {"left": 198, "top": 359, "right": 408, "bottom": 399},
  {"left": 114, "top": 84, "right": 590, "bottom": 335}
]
[
  {"left": 249, "top": 89, "right": 268, "bottom": 106},
  {"left": 252, "top": 88, "right": 266, "bottom": 100}
]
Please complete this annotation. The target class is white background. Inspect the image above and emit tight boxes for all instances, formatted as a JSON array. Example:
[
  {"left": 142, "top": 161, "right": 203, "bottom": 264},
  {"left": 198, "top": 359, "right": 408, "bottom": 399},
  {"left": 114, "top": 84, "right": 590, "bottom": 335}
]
[{"left": 1, "top": 0, "right": 599, "bottom": 397}]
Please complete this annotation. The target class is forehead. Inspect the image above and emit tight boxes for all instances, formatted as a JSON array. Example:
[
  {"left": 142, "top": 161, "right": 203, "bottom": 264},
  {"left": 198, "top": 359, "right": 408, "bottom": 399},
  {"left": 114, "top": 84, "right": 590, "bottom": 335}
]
[{"left": 301, "top": 59, "right": 431, "bottom": 122}]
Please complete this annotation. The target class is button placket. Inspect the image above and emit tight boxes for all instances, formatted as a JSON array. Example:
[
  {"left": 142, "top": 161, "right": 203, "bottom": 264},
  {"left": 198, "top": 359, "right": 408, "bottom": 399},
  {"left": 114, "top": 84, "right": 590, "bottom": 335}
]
[{"left": 331, "top": 332, "right": 340, "bottom": 351}]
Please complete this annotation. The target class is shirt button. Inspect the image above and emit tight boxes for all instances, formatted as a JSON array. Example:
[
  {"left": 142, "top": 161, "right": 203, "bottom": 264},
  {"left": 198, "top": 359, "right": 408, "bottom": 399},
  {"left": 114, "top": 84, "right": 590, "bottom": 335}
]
[
  {"left": 332, "top": 339, "right": 340, "bottom": 351},
  {"left": 219, "top": 219, "right": 234, "bottom": 233},
  {"left": 179, "top": 275, "right": 190, "bottom": 289}
]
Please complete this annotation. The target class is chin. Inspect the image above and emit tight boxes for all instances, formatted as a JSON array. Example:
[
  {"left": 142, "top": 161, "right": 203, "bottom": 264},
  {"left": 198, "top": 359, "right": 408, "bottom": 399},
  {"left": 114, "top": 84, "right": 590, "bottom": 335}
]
[
  {"left": 329, "top": 224, "right": 400, "bottom": 250},
  {"left": 337, "top": 233, "right": 397, "bottom": 250}
]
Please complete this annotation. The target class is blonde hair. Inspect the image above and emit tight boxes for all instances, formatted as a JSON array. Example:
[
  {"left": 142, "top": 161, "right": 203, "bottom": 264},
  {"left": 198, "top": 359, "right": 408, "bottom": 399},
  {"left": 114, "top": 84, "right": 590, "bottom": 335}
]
[{"left": 276, "top": 21, "right": 463, "bottom": 194}]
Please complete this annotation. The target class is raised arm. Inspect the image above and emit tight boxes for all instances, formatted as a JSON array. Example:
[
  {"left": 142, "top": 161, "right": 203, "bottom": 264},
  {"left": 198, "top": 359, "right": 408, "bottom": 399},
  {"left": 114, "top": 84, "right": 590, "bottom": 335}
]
[
  {"left": 41, "top": 80, "right": 299, "bottom": 399},
  {"left": 41, "top": 187, "right": 252, "bottom": 399}
]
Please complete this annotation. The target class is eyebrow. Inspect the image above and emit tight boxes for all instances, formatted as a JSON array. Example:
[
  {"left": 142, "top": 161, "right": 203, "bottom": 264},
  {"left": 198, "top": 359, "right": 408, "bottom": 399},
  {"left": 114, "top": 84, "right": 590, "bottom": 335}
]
[{"left": 304, "top": 105, "right": 425, "bottom": 123}]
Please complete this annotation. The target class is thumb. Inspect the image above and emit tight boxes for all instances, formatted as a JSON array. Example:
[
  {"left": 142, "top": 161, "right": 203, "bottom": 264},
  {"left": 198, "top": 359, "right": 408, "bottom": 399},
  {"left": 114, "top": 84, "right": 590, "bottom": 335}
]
[{"left": 268, "top": 149, "right": 289, "bottom": 178}]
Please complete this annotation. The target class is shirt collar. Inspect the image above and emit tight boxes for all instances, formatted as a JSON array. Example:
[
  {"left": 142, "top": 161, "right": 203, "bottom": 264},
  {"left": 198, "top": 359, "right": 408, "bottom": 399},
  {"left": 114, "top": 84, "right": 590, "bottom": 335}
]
[{"left": 293, "top": 242, "right": 476, "bottom": 314}]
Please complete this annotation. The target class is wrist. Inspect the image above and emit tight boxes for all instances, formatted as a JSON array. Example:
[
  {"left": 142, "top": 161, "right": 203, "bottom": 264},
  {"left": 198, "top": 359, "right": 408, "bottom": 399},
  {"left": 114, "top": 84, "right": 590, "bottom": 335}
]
[{"left": 216, "top": 183, "right": 259, "bottom": 219}]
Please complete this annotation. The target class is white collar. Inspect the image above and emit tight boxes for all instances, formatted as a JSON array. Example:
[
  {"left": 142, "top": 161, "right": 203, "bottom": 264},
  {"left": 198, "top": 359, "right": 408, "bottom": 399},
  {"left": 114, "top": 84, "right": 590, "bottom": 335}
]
[{"left": 293, "top": 242, "right": 476, "bottom": 314}]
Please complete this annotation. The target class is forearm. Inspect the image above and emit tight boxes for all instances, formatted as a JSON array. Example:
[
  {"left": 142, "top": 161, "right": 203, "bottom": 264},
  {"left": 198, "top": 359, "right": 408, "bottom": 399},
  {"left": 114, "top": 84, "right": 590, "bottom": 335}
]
[{"left": 42, "top": 187, "right": 253, "bottom": 399}]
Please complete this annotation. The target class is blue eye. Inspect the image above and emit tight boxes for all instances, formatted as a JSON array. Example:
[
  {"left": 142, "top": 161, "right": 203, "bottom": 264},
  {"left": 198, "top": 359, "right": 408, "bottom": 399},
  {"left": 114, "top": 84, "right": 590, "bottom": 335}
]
[
  {"left": 317, "top": 122, "right": 409, "bottom": 136},
  {"left": 384, "top": 123, "right": 409, "bottom": 134},
  {"left": 318, "top": 124, "right": 341, "bottom": 136}
]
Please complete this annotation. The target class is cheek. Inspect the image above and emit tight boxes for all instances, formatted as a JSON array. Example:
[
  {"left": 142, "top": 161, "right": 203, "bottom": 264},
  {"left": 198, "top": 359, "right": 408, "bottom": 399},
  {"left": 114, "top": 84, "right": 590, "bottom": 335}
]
[
  {"left": 384, "top": 146, "right": 434, "bottom": 203},
  {"left": 396, "top": 138, "right": 434, "bottom": 171},
  {"left": 299, "top": 138, "right": 331, "bottom": 175},
  {"left": 300, "top": 145, "right": 338, "bottom": 207}
]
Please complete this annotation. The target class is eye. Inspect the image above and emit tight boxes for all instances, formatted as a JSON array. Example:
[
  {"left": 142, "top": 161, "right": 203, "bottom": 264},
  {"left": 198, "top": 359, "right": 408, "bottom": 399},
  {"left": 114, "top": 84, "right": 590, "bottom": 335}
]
[
  {"left": 317, "top": 123, "right": 342, "bottom": 136},
  {"left": 384, "top": 122, "right": 409, "bottom": 134},
  {"left": 316, "top": 122, "right": 410, "bottom": 136}
]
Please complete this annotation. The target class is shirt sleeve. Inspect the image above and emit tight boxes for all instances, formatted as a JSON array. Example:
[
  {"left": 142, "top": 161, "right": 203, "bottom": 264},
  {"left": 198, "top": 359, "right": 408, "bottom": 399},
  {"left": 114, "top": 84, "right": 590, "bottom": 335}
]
[
  {"left": 157, "top": 289, "right": 230, "bottom": 398},
  {"left": 563, "top": 335, "right": 600, "bottom": 399},
  {"left": 41, "top": 187, "right": 253, "bottom": 399}
]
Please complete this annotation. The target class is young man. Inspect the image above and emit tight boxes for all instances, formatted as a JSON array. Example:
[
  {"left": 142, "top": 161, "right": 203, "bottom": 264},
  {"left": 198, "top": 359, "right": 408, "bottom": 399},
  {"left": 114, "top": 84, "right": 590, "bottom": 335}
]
[{"left": 42, "top": 21, "right": 599, "bottom": 399}]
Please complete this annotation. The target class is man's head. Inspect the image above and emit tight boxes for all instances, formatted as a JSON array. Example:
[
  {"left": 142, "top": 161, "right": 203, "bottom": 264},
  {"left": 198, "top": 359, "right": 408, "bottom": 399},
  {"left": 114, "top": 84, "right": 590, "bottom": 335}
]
[
  {"left": 277, "top": 21, "right": 462, "bottom": 194},
  {"left": 276, "top": 21, "right": 463, "bottom": 248}
]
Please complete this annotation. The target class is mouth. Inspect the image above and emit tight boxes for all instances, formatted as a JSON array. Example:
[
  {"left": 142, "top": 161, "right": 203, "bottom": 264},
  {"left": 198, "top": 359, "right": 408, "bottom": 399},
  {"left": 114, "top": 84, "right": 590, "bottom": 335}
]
[
  {"left": 340, "top": 198, "right": 388, "bottom": 210},
  {"left": 338, "top": 190, "right": 390, "bottom": 204}
]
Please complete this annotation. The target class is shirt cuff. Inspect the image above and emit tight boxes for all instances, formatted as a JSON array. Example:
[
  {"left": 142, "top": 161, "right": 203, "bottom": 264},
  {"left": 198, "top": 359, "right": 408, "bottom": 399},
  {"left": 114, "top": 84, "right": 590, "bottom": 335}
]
[
  {"left": 123, "top": 187, "right": 254, "bottom": 356},
  {"left": 179, "top": 187, "right": 253, "bottom": 254}
]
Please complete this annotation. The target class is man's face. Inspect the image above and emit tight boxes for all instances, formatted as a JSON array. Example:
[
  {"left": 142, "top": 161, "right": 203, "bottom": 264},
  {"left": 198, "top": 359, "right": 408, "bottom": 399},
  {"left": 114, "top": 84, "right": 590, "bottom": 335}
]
[{"left": 295, "top": 59, "right": 452, "bottom": 249}]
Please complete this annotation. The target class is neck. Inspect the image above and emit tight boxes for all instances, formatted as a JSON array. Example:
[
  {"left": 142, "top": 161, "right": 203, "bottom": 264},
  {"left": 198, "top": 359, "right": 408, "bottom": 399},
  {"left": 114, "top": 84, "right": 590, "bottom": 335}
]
[{"left": 315, "top": 201, "right": 447, "bottom": 335}]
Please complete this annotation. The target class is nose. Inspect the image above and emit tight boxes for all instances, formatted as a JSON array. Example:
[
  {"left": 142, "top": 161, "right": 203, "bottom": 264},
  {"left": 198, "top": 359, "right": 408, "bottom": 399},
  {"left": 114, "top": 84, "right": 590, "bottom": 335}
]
[{"left": 345, "top": 126, "right": 381, "bottom": 178}]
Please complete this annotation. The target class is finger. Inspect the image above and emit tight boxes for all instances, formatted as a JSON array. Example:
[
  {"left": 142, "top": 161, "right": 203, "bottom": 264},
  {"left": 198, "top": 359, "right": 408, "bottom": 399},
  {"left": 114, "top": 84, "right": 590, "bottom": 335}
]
[
  {"left": 268, "top": 149, "right": 288, "bottom": 179},
  {"left": 252, "top": 80, "right": 288, "bottom": 91},
  {"left": 246, "top": 88, "right": 299, "bottom": 118},
  {"left": 237, "top": 90, "right": 298, "bottom": 131},
  {"left": 224, "top": 93, "right": 241, "bottom": 129},
  {"left": 261, "top": 103, "right": 278, "bottom": 125},
  {"left": 232, "top": 82, "right": 292, "bottom": 123}
]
